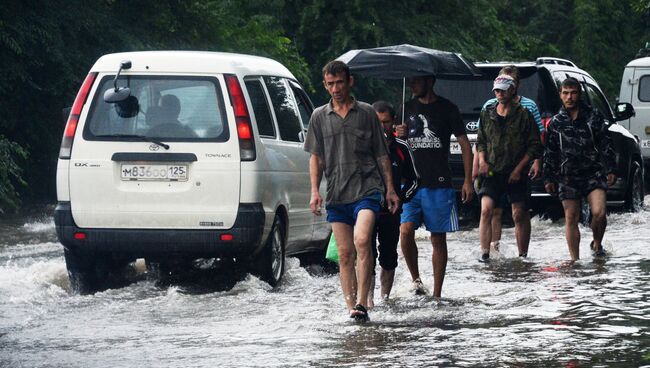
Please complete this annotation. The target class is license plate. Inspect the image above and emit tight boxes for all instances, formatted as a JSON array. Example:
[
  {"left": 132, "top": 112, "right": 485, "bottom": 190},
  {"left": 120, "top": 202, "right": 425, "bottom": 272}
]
[
  {"left": 449, "top": 142, "right": 475, "bottom": 154},
  {"left": 120, "top": 164, "right": 188, "bottom": 181},
  {"left": 642, "top": 139, "right": 650, "bottom": 149}
]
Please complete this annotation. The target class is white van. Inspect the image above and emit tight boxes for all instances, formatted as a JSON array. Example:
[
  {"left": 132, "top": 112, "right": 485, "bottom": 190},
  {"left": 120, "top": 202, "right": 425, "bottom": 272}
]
[
  {"left": 619, "top": 56, "right": 650, "bottom": 186},
  {"left": 54, "top": 51, "right": 330, "bottom": 293}
]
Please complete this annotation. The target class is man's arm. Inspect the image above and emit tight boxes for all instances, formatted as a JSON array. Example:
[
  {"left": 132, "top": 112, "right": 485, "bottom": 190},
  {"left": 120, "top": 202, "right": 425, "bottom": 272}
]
[
  {"left": 594, "top": 112, "right": 617, "bottom": 184},
  {"left": 376, "top": 155, "right": 400, "bottom": 214},
  {"left": 309, "top": 154, "right": 324, "bottom": 215},
  {"left": 542, "top": 120, "right": 560, "bottom": 194},
  {"left": 457, "top": 134, "right": 474, "bottom": 203}
]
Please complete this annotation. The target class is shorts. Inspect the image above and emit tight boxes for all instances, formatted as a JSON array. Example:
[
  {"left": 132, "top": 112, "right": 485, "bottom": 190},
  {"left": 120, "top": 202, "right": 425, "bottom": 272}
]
[
  {"left": 477, "top": 172, "right": 530, "bottom": 207},
  {"left": 326, "top": 192, "right": 382, "bottom": 226},
  {"left": 400, "top": 187, "right": 459, "bottom": 233},
  {"left": 558, "top": 175, "right": 607, "bottom": 201}
]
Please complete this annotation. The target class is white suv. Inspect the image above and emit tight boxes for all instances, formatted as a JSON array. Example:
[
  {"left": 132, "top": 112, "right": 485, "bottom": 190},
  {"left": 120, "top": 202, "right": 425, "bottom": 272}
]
[{"left": 54, "top": 51, "right": 330, "bottom": 293}]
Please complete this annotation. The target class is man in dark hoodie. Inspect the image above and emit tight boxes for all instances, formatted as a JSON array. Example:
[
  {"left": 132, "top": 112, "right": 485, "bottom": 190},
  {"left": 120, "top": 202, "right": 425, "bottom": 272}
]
[{"left": 543, "top": 77, "right": 617, "bottom": 260}]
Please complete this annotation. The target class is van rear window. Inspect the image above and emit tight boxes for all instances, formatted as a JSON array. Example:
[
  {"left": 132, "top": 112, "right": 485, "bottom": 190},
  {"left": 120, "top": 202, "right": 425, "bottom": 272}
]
[{"left": 84, "top": 76, "right": 229, "bottom": 142}]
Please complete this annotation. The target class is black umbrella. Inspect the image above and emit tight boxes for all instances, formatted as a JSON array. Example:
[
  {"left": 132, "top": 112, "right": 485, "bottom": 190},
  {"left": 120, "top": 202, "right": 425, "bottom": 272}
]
[
  {"left": 336, "top": 44, "right": 480, "bottom": 79},
  {"left": 336, "top": 44, "right": 480, "bottom": 123}
]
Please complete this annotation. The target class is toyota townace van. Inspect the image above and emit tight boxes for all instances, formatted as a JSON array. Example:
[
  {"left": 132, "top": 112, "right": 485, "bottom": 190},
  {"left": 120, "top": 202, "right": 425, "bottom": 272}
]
[{"left": 54, "top": 51, "right": 330, "bottom": 293}]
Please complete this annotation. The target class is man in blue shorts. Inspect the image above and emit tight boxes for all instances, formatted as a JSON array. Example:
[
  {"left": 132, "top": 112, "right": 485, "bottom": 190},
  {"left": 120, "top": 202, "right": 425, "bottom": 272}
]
[
  {"left": 304, "top": 61, "right": 400, "bottom": 321},
  {"left": 395, "top": 75, "right": 474, "bottom": 298}
]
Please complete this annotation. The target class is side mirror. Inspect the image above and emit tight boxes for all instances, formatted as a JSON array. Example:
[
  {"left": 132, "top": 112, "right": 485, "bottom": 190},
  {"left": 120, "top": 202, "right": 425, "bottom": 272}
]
[
  {"left": 614, "top": 102, "right": 635, "bottom": 121},
  {"left": 103, "top": 60, "right": 132, "bottom": 103}
]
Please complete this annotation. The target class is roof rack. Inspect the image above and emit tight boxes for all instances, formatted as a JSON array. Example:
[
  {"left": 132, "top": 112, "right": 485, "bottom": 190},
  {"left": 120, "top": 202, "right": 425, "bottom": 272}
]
[{"left": 536, "top": 57, "right": 577, "bottom": 67}]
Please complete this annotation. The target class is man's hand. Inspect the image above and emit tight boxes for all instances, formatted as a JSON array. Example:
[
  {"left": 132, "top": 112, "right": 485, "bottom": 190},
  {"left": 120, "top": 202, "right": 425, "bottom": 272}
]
[
  {"left": 528, "top": 159, "right": 541, "bottom": 180},
  {"left": 394, "top": 123, "right": 407, "bottom": 138},
  {"left": 508, "top": 169, "right": 522, "bottom": 184},
  {"left": 310, "top": 191, "right": 323, "bottom": 216},
  {"left": 544, "top": 182, "right": 557, "bottom": 195},
  {"left": 461, "top": 180, "right": 474, "bottom": 203},
  {"left": 386, "top": 189, "right": 400, "bottom": 215},
  {"left": 607, "top": 173, "right": 617, "bottom": 186}
]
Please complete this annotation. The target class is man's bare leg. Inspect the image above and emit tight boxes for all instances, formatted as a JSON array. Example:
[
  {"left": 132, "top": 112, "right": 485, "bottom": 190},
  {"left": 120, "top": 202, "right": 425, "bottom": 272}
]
[
  {"left": 562, "top": 199, "right": 581, "bottom": 261},
  {"left": 332, "top": 222, "right": 357, "bottom": 311},
  {"left": 431, "top": 233, "right": 448, "bottom": 298},
  {"left": 400, "top": 222, "right": 420, "bottom": 281},
  {"left": 353, "top": 209, "right": 376, "bottom": 308},
  {"left": 511, "top": 202, "right": 531, "bottom": 257},
  {"left": 588, "top": 189, "right": 607, "bottom": 251},
  {"left": 491, "top": 207, "right": 503, "bottom": 251},
  {"left": 379, "top": 268, "right": 395, "bottom": 300},
  {"left": 479, "top": 196, "right": 496, "bottom": 257}
]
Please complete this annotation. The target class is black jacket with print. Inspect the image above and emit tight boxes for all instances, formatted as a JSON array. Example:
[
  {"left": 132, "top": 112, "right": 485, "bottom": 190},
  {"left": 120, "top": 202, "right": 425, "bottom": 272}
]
[{"left": 543, "top": 101, "right": 616, "bottom": 184}]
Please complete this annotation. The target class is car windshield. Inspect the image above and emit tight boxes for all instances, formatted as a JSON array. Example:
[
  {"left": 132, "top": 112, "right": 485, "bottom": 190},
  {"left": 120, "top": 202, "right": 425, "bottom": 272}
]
[
  {"left": 84, "top": 76, "right": 229, "bottom": 142},
  {"left": 435, "top": 68, "right": 543, "bottom": 123}
]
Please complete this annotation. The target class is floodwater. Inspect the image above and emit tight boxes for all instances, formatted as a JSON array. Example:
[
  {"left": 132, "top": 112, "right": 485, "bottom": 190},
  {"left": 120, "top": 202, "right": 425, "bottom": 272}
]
[{"left": 1, "top": 201, "right": 649, "bottom": 368}]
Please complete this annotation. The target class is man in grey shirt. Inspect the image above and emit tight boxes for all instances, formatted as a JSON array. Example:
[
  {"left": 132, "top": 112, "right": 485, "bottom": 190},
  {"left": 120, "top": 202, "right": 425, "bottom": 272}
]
[{"left": 304, "top": 60, "right": 399, "bottom": 322}]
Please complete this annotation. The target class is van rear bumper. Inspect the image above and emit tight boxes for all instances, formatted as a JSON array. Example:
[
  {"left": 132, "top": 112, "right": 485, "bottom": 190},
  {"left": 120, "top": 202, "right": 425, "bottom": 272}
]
[{"left": 54, "top": 202, "right": 265, "bottom": 257}]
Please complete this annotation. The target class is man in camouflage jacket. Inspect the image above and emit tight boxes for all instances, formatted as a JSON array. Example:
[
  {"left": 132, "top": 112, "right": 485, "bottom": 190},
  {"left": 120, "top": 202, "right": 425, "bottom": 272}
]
[{"left": 543, "top": 77, "right": 617, "bottom": 260}]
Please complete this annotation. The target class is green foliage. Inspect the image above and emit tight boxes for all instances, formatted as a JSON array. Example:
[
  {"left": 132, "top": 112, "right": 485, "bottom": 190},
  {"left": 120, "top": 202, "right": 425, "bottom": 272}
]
[
  {"left": 1, "top": 0, "right": 649, "bottom": 210},
  {"left": 0, "top": 136, "right": 27, "bottom": 214}
]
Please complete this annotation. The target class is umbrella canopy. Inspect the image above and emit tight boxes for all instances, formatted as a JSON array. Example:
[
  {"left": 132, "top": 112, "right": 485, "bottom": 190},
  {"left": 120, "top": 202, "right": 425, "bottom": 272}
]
[{"left": 336, "top": 44, "right": 480, "bottom": 79}]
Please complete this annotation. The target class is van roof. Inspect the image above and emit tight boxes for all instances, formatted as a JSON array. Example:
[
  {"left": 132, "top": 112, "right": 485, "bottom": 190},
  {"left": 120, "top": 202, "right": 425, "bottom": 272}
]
[
  {"left": 90, "top": 51, "right": 295, "bottom": 79},
  {"left": 626, "top": 56, "right": 650, "bottom": 68}
]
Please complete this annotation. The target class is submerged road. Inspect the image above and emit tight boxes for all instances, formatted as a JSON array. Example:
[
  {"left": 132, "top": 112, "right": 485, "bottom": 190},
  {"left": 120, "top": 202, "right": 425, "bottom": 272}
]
[{"left": 1, "top": 200, "right": 649, "bottom": 367}]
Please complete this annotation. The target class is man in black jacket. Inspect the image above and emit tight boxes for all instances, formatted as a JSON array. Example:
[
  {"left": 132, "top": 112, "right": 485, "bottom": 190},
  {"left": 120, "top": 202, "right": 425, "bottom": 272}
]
[
  {"left": 543, "top": 77, "right": 617, "bottom": 260},
  {"left": 367, "top": 101, "right": 419, "bottom": 307}
]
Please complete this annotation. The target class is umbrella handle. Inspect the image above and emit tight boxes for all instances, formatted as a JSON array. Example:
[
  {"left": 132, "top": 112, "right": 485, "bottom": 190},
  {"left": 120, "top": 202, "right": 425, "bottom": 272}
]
[{"left": 402, "top": 77, "right": 406, "bottom": 125}]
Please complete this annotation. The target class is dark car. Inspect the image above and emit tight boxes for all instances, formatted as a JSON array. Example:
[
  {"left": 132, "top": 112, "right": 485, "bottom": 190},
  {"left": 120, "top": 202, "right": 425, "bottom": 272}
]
[{"left": 434, "top": 57, "right": 643, "bottom": 218}]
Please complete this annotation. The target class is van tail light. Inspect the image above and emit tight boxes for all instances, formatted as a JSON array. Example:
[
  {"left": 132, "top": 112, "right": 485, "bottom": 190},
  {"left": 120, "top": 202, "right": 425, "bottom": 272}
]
[
  {"left": 59, "top": 72, "right": 97, "bottom": 159},
  {"left": 540, "top": 116, "right": 552, "bottom": 144},
  {"left": 225, "top": 74, "right": 255, "bottom": 161}
]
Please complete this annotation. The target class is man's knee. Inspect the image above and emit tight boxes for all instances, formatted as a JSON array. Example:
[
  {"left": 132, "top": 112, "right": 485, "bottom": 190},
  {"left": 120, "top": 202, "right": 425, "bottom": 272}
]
[
  {"left": 400, "top": 222, "right": 416, "bottom": 237},
  {"left": 480, "top": 205, "right": 493, "bottom": 219},
  {"left": 591, "top": 207, "right": 606, "bottom": 223},
  {"left": 511, "top": 204, "right": 529, "bottom": 224}
]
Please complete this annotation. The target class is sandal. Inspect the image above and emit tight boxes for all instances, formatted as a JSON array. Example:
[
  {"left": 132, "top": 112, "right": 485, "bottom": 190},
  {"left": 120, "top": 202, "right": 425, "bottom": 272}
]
[{"left": 349, "top": 304, "right": 370, "bottom": 322}]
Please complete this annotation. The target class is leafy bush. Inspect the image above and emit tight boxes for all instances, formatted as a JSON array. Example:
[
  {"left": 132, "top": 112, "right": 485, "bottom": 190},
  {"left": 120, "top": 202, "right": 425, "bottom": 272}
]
[{"left": 0, "top": 135, "right": 27, "bottom": 214}]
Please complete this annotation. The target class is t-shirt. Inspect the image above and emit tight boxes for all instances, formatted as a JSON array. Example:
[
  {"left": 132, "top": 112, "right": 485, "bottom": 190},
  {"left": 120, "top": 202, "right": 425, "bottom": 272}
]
[
  {"left": 398, "top": 96, "right": 466, "bottom": 189},
  {"left": 303, "top": 99, "right": 389, "bottom": 205}
]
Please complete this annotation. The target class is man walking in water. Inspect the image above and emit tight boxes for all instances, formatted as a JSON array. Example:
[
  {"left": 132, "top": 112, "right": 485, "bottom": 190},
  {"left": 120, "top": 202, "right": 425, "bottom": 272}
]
[
  {"left": 366, "top": 100, "right": 418, "bottom": 307},
  {"left": 396, "top": 75, "right": 473, "bottom": 299},
  {"left": 543, "top": 77, "right": 617, "bottom": 260},
  {"left": 476, "top": 74, "right": 542, "bottom": 261},
  {"left": 304, "top": 61, "right": 400, "bottom": 321}
]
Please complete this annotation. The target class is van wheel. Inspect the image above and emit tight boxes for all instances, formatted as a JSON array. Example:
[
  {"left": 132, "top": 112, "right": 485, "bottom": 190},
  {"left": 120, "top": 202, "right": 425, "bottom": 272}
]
[
  {"left": 625, "top": 163, "right": 644, "bottom": 212},
  {"left": 64, "top": 248, "right": 104, "bottom": 294},
  {"left": 252, "top": 214, "right": 285, "bottom": 286},
  {"left": 64, "top": 249, "right": 130, "bottom": 294}
]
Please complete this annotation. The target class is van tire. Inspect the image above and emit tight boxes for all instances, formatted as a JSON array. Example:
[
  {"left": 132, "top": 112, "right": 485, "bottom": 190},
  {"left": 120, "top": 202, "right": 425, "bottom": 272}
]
[
  {"left": 252, "top": 214, "right": 285, "bottom": 286},
  {"left": 625, "top": 163, "right": 644, "bottom": 212},
  {"left": 64, "top": 248, "right": 102, "bottom": 294},
  {"left": 64, "top": 249, "right": 130, "bottom": 294}
]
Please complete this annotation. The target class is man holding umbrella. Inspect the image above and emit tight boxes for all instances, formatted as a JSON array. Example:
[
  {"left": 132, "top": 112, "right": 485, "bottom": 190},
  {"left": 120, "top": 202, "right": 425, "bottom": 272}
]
[
  {"left": 304, "top": 60, "right": 400, "bottom": 322},
  {"left": 396, "top": 75, "right": 474, "bottom": 298}
]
